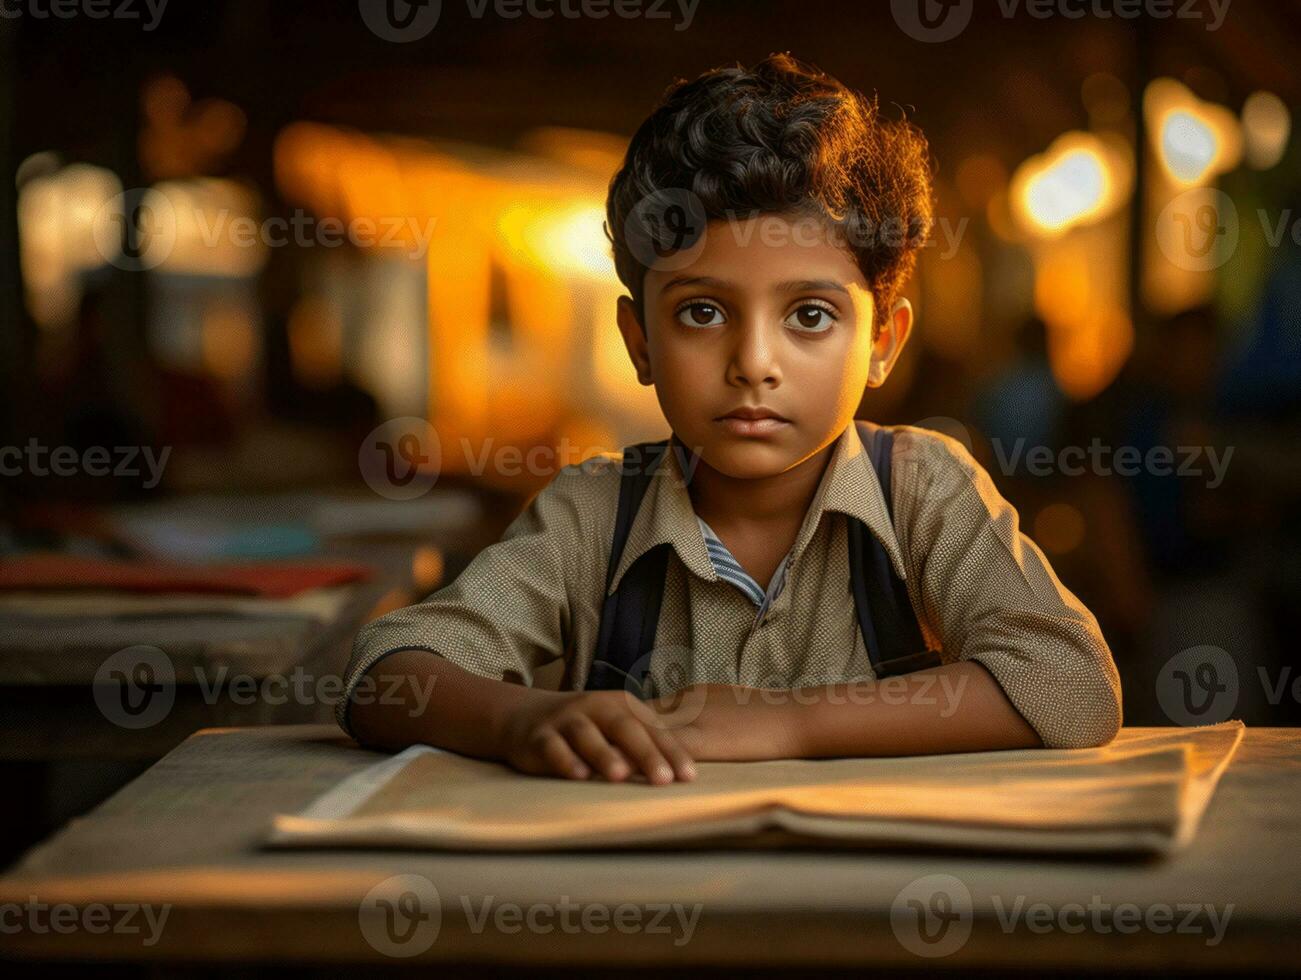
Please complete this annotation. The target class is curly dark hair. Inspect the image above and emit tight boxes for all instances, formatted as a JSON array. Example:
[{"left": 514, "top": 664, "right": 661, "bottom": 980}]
[{"left": 605, "top": 53, "right": 935, "bottom": 334}]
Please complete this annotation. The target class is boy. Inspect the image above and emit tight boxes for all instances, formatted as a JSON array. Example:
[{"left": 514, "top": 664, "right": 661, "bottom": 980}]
[{"left": 338, "top": 54, "right": 1122, "bottom": 784}]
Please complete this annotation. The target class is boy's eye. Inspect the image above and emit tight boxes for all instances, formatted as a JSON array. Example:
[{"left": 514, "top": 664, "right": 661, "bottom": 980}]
[
  {"left": 676, "top": 302, "right": 725, "bottom": 328},
  {"left": 785, "top": 303, "right": 837, "bottom": 332}
]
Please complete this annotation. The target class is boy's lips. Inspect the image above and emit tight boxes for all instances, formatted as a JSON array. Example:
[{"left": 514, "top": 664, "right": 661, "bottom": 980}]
[{"left": 715, "top": 406, "right": 791, "bottom": 437}]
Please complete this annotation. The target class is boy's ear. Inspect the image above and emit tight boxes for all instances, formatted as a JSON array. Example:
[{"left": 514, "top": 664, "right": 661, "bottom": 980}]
[
  {"left": 865, "top": 297, "right": 914, "bottom": 389},
  {"left": 616, "top": 294, "right": 654, "bottom": 386}
]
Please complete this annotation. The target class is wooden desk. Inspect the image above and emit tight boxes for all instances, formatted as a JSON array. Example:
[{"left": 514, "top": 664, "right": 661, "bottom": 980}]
[{"left": 2, "top": 725, "right": 1297, "bottom": 973}]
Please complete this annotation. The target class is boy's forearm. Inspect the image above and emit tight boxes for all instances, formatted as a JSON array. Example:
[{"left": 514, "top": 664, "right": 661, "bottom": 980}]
[
  {"left": 679, "top": 661, "right": 1043, "bottom": 760},
  {"left": 347, "top": 649, "right": 556, "bottom": 759},
  {"left": 789, "top": 661, "right": 1044, "bottom": 757}
]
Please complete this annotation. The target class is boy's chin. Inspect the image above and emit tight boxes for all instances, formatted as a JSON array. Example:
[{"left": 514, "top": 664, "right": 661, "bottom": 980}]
[{"left": 695, "top": 438, "right": 805, "bottom": 480}]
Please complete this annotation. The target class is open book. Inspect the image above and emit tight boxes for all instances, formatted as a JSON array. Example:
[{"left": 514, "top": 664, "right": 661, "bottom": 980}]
[{"left": 268, "top": 721, "right": 1244, "bottom": 857}]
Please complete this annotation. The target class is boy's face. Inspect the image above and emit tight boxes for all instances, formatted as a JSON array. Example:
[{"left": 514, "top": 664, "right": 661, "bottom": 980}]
[{"left": 616, "top": 212, "right": 913, "bottom": 480}]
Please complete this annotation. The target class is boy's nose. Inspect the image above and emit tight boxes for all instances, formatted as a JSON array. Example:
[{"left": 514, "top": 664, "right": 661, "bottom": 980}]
[{"left": 725, "top": 320, "right": 782, "bottom": 388}]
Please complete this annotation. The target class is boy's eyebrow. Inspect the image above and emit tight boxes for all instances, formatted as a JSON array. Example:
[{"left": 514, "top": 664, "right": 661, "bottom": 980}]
[
  {"left": 660, "top": 275, "right": 731, "bottom": 291},
  {"left": 660, "top": 275, "right": 852, "bottom": 298},
  {"left": 775, "top": 279, "right": 852, "bottom": 298}
]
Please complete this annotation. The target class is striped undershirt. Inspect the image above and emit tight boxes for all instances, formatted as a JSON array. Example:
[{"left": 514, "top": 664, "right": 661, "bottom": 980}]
[{"left": 695, "top": 515, "right": 793, "bottom": 618}]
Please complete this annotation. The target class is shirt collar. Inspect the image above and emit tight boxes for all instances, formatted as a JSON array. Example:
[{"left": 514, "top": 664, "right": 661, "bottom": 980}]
[{"left": 606, "top": 422, "right": 907, "bottom": 597}]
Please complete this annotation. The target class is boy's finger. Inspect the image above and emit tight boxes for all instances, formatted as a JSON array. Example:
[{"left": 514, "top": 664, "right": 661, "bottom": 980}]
[
  {"left": 605, "top": 715, "right": 674, "bottom": 785},
  {"left": 561, "top": 716, "right": 631, "bottom": 781},
  {"left": 537, "top": 730, "right": 589, "bottom": 781},
  {"left": 650, "top": 727, "right": 697, "bottom": 782}
]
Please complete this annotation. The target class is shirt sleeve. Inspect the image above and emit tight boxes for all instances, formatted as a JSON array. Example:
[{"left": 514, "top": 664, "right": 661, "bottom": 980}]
[
  {"left": 893, "top": 427, "right": 1123, "bottom": 749},
  {"left": 335, "top": 461, "right": 603, "bottom": 739}
]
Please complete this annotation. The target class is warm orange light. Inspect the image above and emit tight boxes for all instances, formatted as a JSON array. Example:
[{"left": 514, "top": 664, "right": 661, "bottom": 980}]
[
  {"left": 1241, "top": 91, "right": 1290, "bottom": 171},
  {"left": 1144, "top": 78, "right": 1242, "bottom": 187},
  {"left": 1010, "top": 133, "right": 1130, "bottom": 238},
  {"left": 1032, "top": 235, "right": 1134, "bottom": 401},
  {"left": 17, "top": 160, "right": 121, "bottom": 328},
  {"left": 498, "top": 199, "right": 614, "bottom": 279},
  {"left": 1034, "top": 503, "right": 1086, "bottom": 555}
]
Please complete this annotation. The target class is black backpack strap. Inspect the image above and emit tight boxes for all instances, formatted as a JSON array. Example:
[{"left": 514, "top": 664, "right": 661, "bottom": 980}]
[
  {"left": 585, "top": 439, "right": 676, "bottom": 694},
  {"left": 850, "top": 421, "right": 942, "bottom": 678}
]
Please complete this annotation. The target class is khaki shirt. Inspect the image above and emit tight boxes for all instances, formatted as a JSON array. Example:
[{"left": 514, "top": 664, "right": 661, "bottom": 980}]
[{"left": 338, "top": 422, "right": 1122, "bottom": 749}]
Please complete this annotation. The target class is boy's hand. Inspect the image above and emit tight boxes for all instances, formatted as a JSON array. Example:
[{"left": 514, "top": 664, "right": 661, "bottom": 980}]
[
  {"left": 649, "top": 683, "right": 805, "bottom": 761},
  {"left": 501, "top": 690, "right": 697, "bottom": 785}
]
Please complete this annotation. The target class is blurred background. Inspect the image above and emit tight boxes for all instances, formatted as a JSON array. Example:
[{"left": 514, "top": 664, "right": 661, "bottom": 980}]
[{"left": 1, "top": 0, "right": 1299, "bottom": 856}]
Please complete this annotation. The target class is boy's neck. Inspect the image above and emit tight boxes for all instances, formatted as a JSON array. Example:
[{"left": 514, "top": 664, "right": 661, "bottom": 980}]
[{"left": 683, "top": 437, "right": 838, "bottom": 532}]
